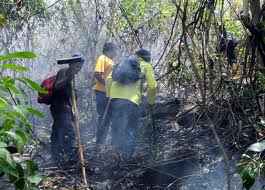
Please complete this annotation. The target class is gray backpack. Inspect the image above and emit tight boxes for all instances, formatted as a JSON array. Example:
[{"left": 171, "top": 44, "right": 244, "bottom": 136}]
[{"left": 112, "top": 56, "right": 141, "bottom": 84}]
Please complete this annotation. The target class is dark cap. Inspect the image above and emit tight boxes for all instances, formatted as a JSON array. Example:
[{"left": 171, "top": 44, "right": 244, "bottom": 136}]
[
  {"left": 135, "top": 49, "right": 151, "bottom": 62},
  {"left": 103, "top": 42, "right": 116, "bottom": 53},
  {"left": 72, "top": 53, "right": 85, "bottom": 63}
]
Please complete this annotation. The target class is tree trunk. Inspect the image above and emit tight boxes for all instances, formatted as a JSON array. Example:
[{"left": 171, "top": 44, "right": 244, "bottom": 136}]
[{"left": 250, "top": 0, "right": 261, "bottom": 25}]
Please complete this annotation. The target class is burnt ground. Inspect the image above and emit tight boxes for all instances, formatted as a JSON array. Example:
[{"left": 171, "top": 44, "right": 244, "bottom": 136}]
[{"left": 1, "top": 99, "right": 264, "bottom": 190}]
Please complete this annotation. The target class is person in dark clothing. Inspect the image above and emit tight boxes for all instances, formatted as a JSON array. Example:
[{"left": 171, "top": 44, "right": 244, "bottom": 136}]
[
  {"left": 50, "top": 54, "right": 84, "bottom": 164},
  {"left": 110, "top": 98, "right": 139, "bottom": 160},
  {"left": 218, "top": 27, "right": 238, "bottom": 65}
]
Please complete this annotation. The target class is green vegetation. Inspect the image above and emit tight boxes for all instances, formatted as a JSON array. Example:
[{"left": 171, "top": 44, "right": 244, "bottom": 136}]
[{"left": 0, "top": 51, "right": 45, "bottom": 189}]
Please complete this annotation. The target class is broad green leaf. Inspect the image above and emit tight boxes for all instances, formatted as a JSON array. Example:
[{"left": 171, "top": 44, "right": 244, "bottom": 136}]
[
  {"left": 0, "top": 97, "right": 8, "bottom": 109},
  {"left": 5, "top": 85, "right": 29, "bottom": 104},
  {"left": 15, "top": 129, "right": 29, "bottom": 143},
  {"left": 13, "top": 105, "right": 30, "bottom": 119},
  {"left": 28, "top": 175, "right": 42, "bottom": 184},
  {"left": 2, "top": 76, "right": 15, "bottom": 85},
  {"left": 0, "top": 52, "right": 37, "bottom": 61},
  {"left": 237, "top": 162, "right": 249, "bottom": 172},
  {"left": 8, "top": 84, "right": 20, "bottom": 95},
  {"left": 0, "top": 85, "right": 9, "bottom": 96},
  {"left": 1, "top": 78, "right": 15, "bottom": 89},
  {"left": 9, "top": 163, "right": 25, "bottom": 190},
  {"left": 241, "top": 164, "right": 256, "bottom": 190},
  {"left": 24, "top": 123, "right": 32, "bottom": 133},
  {"left": 2, "top": 119, "right": 15, "bottom": 131},
  {"left": 0, "top": 64, "right": 28, "bottom": 72},
  {"left": 0, "top": 148, "right": 17, "bottom": 177},
  {"left": 0, "top": 142, "right": 7, "bottom": 148},
  {"left": 27, "top": 108, "right": 45, "bottom": 118},
  {"left": 25, "top": 160, "right": 38, "bottom": 176},
  {"left": 248, "top": 140, "right": 265, "bottom": 152},
  {"left": 3, "top": 110, "right": 18, "bottom": 121},
  {"left": 4, "top": 85, "right": 29, "bottom": 105},
  {"left": 14, "top": 77, "right": 46, "bottom": 93},
  {"left": 5, "top": 131, "right": 25, "bottom": 154},
  {"left": 18, "top": 87, "right": 29, "bottom": 103},
  {"left": 21, "top": 78, "right": 45, "bottom": 92}
]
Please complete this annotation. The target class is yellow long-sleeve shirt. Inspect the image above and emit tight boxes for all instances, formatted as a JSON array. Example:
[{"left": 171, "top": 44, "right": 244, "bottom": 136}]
[{"left": 106, "top": 58, "right": 157, "bottom": 105}]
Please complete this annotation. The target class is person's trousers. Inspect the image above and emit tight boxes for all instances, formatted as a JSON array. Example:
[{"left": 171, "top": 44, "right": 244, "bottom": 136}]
[
  {"left": 95, "top": 90, "right": 111, "bottom": 145},
  {"left": 51, "top": 112, "right": 76, "bottom": 162},
  {"left": 110, "top": 98, "right": 139, "bottom": 160}
]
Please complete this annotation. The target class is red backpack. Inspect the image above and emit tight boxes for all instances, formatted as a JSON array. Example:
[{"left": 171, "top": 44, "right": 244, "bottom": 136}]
[{"left": 37, "top": 75, "right": 57, "bottom": 105}]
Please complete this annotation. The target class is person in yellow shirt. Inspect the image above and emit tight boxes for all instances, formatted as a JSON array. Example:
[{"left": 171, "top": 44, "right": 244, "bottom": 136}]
[
  {"left": 105, "top": 49, "right": 156, "bottom": 160},
  {"left": 94, "top": 42, "right": 116, "bottom": 146}
]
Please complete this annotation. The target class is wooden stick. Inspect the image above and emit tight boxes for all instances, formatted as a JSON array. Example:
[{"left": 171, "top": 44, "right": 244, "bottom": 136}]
[
  {"left": 101, "top": 98, "right": 111, "bottom": 126},
  {"left": 71, "top": 77, "right": 89, "bottom": 188}
]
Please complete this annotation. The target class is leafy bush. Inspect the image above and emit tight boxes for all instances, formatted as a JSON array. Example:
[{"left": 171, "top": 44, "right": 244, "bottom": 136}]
[
  {"left": 223, "top": 80, "right": 256, "bottom": 110},
  {"left": 0, "top": 51, "right": 45, "bottom": 189},
  {"left": 237, "top": 140, "right": 265, "bottom": 190}
]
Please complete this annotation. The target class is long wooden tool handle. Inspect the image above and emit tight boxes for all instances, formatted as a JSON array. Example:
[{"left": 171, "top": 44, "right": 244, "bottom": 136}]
[
  {"left": 71, "top": 78, "right": 88, "bottom": 188},
  {"left": 101, "top": 99, "right": 111, "bottom": 126}
]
